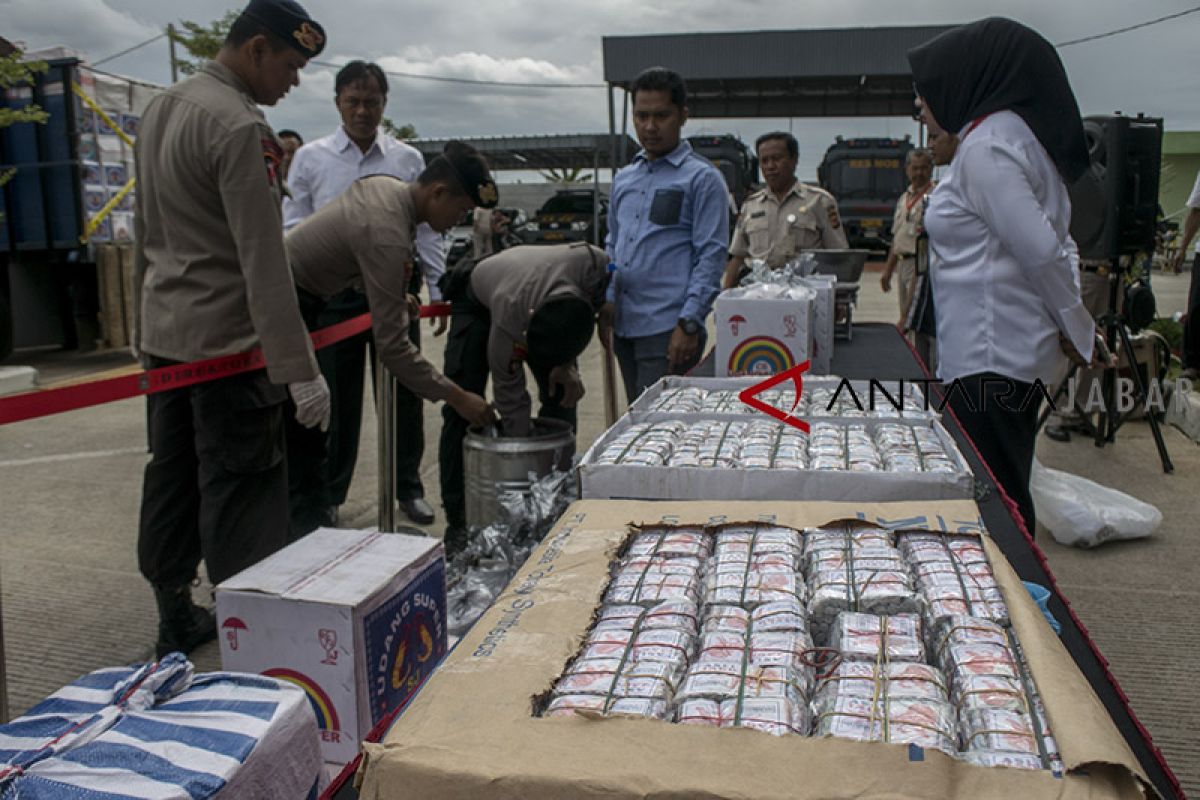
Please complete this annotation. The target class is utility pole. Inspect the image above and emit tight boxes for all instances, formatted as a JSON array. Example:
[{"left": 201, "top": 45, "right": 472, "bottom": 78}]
[{"left": 167, "top": 24, "right": 178, "bottom": 84}]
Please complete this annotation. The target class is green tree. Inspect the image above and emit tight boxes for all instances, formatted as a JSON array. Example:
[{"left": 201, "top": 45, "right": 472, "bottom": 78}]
[
  {"left": 540, "top": 166, "right": 592, "bottom": 184},
  {"left": 381, "top": 118, "right": 417, "bottom": 140},
  {"left": 169, "top": 10, "right": 239, "bottom": 77},
  {"left": 0, "top": 48, "right": 48, "bottom": 221}
]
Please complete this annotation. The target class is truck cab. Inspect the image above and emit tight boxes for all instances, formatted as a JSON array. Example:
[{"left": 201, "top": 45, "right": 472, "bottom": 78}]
[
  {"left": 817, "top": 136, "right": 913, "bottom": 249},
  {"left": 686, "top": 135, "right": 758, "bottom": 216}
]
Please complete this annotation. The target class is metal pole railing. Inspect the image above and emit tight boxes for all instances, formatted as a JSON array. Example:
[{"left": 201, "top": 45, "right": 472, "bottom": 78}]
[{"left": 375, "top": 351, "right": 397, "bottom": 532}]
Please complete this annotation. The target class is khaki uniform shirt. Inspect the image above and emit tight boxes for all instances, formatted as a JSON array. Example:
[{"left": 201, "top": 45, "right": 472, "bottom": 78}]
[
  {"left": 133, "top": 61, "right": 317, "bottom": 384},
  {"left": 729, "top": 181, "right": 848, "bottom": 266},
  {"left": 285, "top": 176, "right": 456, "bottom": 402},
  {"left": 470, "top": 243, "right": 608, "bottom": 435},
  {"left": 890, "top": 184, "right": 933, "bottom": 258}
]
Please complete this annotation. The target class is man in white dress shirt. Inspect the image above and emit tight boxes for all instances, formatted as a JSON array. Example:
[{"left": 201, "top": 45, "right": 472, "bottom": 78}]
[{"left": 283, "top": 60, "right": 444, "bottom": 530}]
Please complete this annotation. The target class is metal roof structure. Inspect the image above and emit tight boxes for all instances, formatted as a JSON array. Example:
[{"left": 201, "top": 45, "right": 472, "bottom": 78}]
[
  {"left": 602, "top": 26, "right": 955, "bottom": 118},
  {"left": 405, "top": 133, "right": 639, "bottom": 171}
]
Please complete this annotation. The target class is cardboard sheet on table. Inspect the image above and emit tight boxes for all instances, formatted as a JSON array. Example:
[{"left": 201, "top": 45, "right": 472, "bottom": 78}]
[{"left": 358, "top": 499, "right": 1151, "bottom": 800}]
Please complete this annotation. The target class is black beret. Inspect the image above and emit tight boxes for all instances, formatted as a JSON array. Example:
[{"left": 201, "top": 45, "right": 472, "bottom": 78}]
[
  {"left": 242, "top": 0, "right": 326, "bottom": 58},
  {"left": 525, "top": 296, "right": 594, "bottom": 369},
  {"left": 442, "top": 141, "right": 498, "bottom": 209}
]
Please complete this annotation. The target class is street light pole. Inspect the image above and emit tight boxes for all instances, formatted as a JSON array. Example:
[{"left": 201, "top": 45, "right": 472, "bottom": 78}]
[{"left": 167, "top": 24, "right": 179, "bottom": 84}]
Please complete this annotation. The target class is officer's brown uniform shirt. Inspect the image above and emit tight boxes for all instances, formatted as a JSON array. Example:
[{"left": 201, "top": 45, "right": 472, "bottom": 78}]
[
  {"left": 890, "top": 185, "right": 931, "bottom": 258},
  {"left": 470, "top": 243, "right": 607, "bottom": 436},
  {"left": 730, "top": 181, "right": 849, "bottom": 267},
  {"left": 285, "top": 175, "right": 456, "bottom": 402},
  {"left": 133, "top": 61, "right": 317, "bottom": 384}
]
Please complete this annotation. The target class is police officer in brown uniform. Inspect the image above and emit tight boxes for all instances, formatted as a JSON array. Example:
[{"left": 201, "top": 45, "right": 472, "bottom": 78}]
[
  {"left": 132, "top": 0, "right": 329, "bottom": 657},
  {"left": 723, "top": 131, "right": 848, "bottom": 288},
  {"left": 880, "top": 148, "right": 934, "bottom": 322},
  {"left": 285, "top": 143, "right": 498, "bottom": 536},
  {"left": 437, "top": 243, "right": 607, "bottom": 554}
]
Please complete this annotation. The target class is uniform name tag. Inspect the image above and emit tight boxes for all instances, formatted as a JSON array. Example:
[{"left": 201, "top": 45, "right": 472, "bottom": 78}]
[{"left": 750, "top": 211, "right": 767, "bottom": 219}]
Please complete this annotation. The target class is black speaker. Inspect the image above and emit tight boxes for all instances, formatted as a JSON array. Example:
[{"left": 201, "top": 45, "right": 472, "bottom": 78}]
[{"left": 1068, "top": 113, "right": 1163, "bottom": 261}]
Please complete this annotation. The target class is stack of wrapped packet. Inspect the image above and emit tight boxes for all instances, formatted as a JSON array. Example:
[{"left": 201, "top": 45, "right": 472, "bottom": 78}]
[
  {"left": 591, "top": 421, "right": 686, "bottom": 466},
  {"left": 804, "top": 523, "right": 920, "bottom": 644},
  {"left": 807, "top": 423, "right": 884, "bottom": 471},
  {"left": 740, "top": 420, "right": 809, "bottom": 470},
  {"left": 672, "top": 421, "right": 748, "bottom": 468},
  {"left": 931, "top": 614, "right": 1063, "bottom": 772},
  {"left": 546, "top": 528, "right": 709, "bottom": 719},
  {"left": 898, "top": 533, "right": 1009, "bottom": 628},
  {"left": 812, "top": 611, "right": 959, "bottom": 755},
  {"left": 676, "top": 525, "right": 813, "bottom": 736},
  {"left": 896, "top": 532, "right": 1061, "bottom": 771}
]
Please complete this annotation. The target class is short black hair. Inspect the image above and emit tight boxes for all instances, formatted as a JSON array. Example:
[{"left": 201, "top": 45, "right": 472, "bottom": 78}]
[
  {"left": 225, "top": 14, "right": 291, "bottom": 52},
  {"left": 630, "top": 67, "right": 687, "bottom": 109},
  {"left": 526, "top": 296, "right": 595, "bottom": 368},
  {"left": 418, "top": 140, "right": 497, "bottom": 207},
  {"left": 755, "top": 131, "right": 798, "bottom": 160},
  {"left": 277, "top": 129, "right": 303, "bottom": 144},
  {"left": 335, "top": 60, "right": 388, "bottom": 97}
]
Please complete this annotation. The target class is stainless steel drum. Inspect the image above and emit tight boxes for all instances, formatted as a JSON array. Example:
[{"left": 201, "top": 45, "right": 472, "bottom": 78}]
[{"left": 463, "top": 417, "right": 575, "bottom": 529}]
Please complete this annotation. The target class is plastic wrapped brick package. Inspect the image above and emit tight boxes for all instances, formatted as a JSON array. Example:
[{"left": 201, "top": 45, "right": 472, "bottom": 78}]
[
  {"left": 813, "top": 661, "right": 950, "bottom": 705},
  {"left": 829, "top": 611, "right": 926, "bottom": 664},
  {"left": 812, "top": 693, "right": 959, "bottom": 755}
]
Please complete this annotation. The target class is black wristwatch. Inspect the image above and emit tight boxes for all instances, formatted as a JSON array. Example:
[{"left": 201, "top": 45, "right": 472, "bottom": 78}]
[{"left": 677, "top": 317, "right": 701, "bottom": 336}]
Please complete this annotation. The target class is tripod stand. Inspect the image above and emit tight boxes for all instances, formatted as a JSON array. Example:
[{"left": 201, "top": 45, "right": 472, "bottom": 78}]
[{"left": 1038, "top": 259, "right": 1174, "bottom": 473}]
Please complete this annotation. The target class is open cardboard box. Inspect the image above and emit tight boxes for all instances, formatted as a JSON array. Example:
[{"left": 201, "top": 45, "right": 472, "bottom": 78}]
[{"left": 358, "top": 500, "right": 1151, "bottom": 800}]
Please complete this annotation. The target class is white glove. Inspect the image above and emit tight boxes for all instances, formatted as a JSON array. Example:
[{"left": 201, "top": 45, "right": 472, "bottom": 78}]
[{"left": 289, "top": 375, "right": 331, "bottom": 431}]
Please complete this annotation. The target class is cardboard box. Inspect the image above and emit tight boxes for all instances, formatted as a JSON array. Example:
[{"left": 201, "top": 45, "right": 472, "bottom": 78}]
[
  {"left": 358, "top": 500, "right": 1150, "bottom": 800},
  {"left": 217, "top": 529, "right": 447, "bottom": 765},
  {"left": 577, "top": 415, "right": 973, "bottom": 502},
  {"left": 801, "top": 275, "right": 837, "bottom": 375},
  {"left": 714, "top": 286, "right": 814, "bottom": 377}
]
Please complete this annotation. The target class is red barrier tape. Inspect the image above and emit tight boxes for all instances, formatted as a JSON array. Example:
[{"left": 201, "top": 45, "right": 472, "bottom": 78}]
[{"left": 0, "top": 303, "right": 451, "bottom": 426}]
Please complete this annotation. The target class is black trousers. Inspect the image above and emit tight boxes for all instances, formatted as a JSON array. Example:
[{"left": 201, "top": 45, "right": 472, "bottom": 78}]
[
  {"left": 945, "top": 372, "right": 1043, "bottom": 536},
  {"left": 437, "top": 288, "right": 575, "bottom": 530},
  {"left": 319, "top": 283, "right": 425, "bottom": 507},
  {"left": 138, "top": 358, "right": 290, "bottom": 588},
  {"left": 1185, "top": 252, "right": 1200, "bottom": 370}
]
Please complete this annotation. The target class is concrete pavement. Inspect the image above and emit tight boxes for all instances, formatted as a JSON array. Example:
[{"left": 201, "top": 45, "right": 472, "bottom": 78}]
[{"left": 0, "top": 268, "right": 1195, "bottom": 792}]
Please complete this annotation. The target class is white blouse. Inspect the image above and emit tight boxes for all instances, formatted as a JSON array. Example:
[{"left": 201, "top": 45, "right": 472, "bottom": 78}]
[{"left": 924, "top": 110, "right": 1095, "bottom": 385}]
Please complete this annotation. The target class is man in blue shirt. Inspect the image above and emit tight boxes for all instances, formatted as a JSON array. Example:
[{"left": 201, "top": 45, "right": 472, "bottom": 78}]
[{"left": 601, "top": 67, "right": 729, "bottom": 402}]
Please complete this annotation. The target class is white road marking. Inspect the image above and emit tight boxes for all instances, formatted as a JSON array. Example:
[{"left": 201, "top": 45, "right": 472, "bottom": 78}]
[{"left": 0, "top": 446, "right": 146, "bottom": 468}]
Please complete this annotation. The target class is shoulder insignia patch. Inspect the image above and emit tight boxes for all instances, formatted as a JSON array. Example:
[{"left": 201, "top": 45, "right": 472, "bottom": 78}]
[{"left": 262, "top": 136, "right": 283, "bottom": 187}]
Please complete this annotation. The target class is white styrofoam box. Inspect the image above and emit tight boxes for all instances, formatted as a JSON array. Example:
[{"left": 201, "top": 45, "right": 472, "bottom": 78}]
[
  {"left": 800, "top": 275, "right": 836, "bottom": 375},
  {"left": 577, "top": 414, "right": 972, "bottom": 502},
  {"left": 217, "top": 529, "right": 447, "bottom": 765},
  {"left": 627, "top": 375, "right": 936, "bottom": 422},
  {"left": 715, "top": 286, "right": 814, "bottom": 378}
]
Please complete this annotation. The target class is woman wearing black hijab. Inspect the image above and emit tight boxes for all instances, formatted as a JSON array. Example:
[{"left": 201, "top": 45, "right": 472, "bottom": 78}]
[{"left": 908, "top": 18, "right": 1098, "bottom": 536}]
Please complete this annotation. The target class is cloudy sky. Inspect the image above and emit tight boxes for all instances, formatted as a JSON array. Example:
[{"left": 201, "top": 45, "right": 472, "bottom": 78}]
[{"left": 5, "top": 0, "right": 1198, "bottom": 182}]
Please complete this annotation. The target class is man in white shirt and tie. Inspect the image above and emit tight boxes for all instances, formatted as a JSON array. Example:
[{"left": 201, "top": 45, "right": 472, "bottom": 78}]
[{"left": 283, "top": 60, "right": 445, "bottom": 530}]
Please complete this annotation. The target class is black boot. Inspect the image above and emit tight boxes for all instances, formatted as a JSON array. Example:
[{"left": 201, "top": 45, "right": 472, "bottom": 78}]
[{"left": 153, "top": 584, "right": 217, "bottom": 658}]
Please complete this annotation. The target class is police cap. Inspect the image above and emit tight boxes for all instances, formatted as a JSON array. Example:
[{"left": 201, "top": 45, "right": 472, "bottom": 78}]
[{"left": 241, "top": 0, "right": 326, "bottom": 58}]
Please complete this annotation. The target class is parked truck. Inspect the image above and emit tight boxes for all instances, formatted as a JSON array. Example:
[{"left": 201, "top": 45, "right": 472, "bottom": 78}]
[
  {"left": 817, "top": 136, "right": 913, "bottom": 249},
  {"left": 0, "top": 46, "right": 160, "bottom": 360},
  {"left": 687, "top": 134, "right": 758, "bottom": 213}
]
